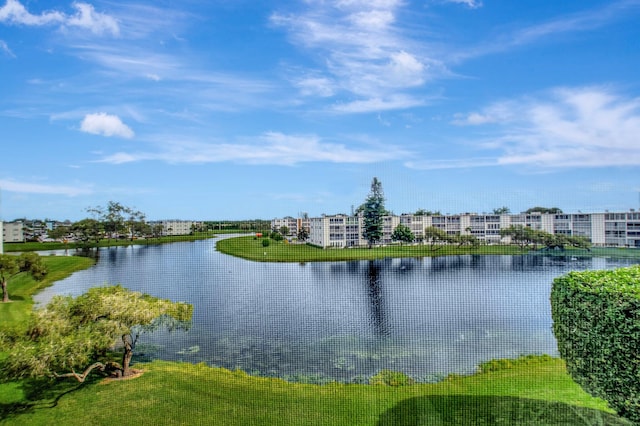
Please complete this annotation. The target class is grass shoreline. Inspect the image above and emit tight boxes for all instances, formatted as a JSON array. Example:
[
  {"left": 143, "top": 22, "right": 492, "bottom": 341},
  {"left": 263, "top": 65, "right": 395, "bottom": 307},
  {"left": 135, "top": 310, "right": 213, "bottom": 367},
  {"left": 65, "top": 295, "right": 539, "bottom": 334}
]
[
  {"left": 1, "top": 231, "right": 230, "bottom": 253},
  {"left": 216, "top": 236, "right": 527, "bottom": 263},
  {"left": 218, "top": 236, "right": 640, "bottom": 263}
]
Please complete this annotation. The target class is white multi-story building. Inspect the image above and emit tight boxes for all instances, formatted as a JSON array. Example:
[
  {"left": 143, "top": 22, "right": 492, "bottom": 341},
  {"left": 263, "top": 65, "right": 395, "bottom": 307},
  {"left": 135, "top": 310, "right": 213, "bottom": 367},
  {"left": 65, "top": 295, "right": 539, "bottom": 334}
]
[
  {"left": 289, "top": 210, "right": 640, "bottom": 249},
  {"left": 149, "top": 220, "right": 203, "bottom": 236},
  {"left": 271, "top": 216, "right": 311, "bottom": 237},
  {"left": 2, "top": 221, "right": 25, "bottom": 243}
]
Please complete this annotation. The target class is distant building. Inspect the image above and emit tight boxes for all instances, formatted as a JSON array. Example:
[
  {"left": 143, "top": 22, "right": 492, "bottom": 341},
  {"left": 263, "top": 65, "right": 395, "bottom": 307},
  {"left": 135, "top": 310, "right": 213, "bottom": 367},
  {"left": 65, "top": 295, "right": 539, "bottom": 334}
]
[
  {"left": 271, "top": 216, "right": 310, "bottom": 237},
  {"left": 148, "top": 220, "right": 203, "bottom": 236},
  {"left": 2, "top": 221, "right": 25, "bottom": 243},
  {"left": 274, "top": 210, "right": 640, "bottom": 249}
]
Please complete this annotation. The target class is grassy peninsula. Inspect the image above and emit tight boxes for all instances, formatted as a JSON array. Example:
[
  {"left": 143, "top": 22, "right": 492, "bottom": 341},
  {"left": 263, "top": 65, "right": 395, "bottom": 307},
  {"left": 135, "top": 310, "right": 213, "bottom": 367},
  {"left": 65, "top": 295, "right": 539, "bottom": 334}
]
[{"left": 216, "top": 236, "right": 525, "bottom": 262}]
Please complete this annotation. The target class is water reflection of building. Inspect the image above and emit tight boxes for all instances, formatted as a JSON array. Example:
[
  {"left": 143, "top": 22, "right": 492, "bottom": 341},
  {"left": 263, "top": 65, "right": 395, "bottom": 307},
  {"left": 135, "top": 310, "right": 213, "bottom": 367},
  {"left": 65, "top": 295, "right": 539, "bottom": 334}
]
[{"left": 277, "top": 211, "right": 640, "bottom": 249}]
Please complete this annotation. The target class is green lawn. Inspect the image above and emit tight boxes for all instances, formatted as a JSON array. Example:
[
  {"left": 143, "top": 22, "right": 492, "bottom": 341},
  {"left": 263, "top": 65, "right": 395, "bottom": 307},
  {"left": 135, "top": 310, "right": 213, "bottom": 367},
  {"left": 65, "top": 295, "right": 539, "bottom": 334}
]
[
  {"left": 2, "top": 232, "right": 224, "bottom": 253},
  {"left": 0, "top": 357, "right": 629, "bottom": 425},
  {"left": 217, "top": 236, "right": 525, "bottom": 263},
  {"left": 0, "top": 256, "right": 95, "bottom": 330}
]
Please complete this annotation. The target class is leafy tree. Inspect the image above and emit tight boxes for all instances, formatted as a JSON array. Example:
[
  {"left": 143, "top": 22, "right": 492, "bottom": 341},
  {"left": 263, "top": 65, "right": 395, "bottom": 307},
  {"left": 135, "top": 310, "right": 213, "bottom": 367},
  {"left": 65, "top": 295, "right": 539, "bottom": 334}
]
[
  {"left": 2, "top": 285, "right": 192, "bottom": 382},
  {"left": 151, "top": 223, "right": 164, "bottom": 239},
  {"left": 391, "top": 224, "right": 414, "bottom": 245},
  {"left": 414, "top": 209, "right": 441, "bottom": 216},
  {"left": 542, "top": 234, "right": 592, "bottom": 251},
  {"left": 492, "top": 206, "right": 511, "bottom": 215},
  {"left": 423, "top": 227, "right": 450, "bottom": 251},
  {"left": 124, "top": 208, "right": 146, "bottom": 240},
  {"left": 362, "top": 177, "right": 386, "bottom": 248},
  {"left": 47, "top": 225, "right": 71, "bottom": 241},
  {"left": 566, "top": 235, "right": 592, "bottom": 251},
  {"left": 279, "top": 226, "right": 290, "bottom": 236},
  {"left": 71, "top": 218, "right": 104, "bottom": 248},
  {"left": 297, "top": 227, "right": 309, "bottom": 242},
  {"left": 499, "top": 225, "right": 543, "bottom": 250},
  {"left": 452, "top": 234, "right": 480, "bottom": 249},
  {"left": 0, "top": 253, "right": 47, "bottom": 303},
  {"left": 524, "top": 207, "right": 563, "bottom": 214},
  {"left": 87, "top": 201, "right": 146, "bottom": 242}
]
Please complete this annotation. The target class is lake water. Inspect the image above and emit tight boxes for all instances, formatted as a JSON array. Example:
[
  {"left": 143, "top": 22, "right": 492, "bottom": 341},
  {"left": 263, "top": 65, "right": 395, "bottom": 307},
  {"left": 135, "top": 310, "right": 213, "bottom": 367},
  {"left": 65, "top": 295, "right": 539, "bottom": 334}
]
[{"left": 34, "top": 238, "right": 640, "bottom": 382}]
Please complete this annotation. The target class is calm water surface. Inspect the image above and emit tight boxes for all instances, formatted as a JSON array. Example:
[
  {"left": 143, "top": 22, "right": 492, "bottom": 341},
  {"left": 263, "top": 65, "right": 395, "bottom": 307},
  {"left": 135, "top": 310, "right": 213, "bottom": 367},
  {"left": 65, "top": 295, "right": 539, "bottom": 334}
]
[{"left": 35, "top": 238, "right": 640, "bottom": 382}]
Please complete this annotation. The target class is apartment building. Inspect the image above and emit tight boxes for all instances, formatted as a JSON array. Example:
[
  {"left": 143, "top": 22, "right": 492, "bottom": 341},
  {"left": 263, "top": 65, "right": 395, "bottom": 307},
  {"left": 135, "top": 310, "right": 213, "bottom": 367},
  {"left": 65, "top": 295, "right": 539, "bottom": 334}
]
[
  {"left": 149, "top": 220, "right": 203, "bottom": 236},
  {"left": 290, "top": 210, "right": 640, "bottom": 249},
  {"left": 270, "top": 216, "right": 311, "bottom": 237},
  {"left": 2, "top": 220, "right": 25, "bottom": 243}
]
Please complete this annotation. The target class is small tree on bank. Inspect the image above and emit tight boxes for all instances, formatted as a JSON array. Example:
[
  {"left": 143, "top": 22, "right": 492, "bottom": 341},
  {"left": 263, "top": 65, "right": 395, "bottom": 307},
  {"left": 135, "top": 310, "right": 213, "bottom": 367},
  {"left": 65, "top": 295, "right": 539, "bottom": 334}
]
[
  {"left": 362, "top": 177, "right": 386, "bottom": 248},
  {"left": 423, "top": 226, "right": 450, "bottom": 251},
  {"left": 0, "top": 253, "right": 47, "bottom": 303},
  {"left": 2, "top": 285, "right": 192, "bottom": 382},
  {"left": 297, "top": 227, "right": 309, "bottom": 242},
  {"left": 391, "top": 224, "right": 414, "bottom": 245}
]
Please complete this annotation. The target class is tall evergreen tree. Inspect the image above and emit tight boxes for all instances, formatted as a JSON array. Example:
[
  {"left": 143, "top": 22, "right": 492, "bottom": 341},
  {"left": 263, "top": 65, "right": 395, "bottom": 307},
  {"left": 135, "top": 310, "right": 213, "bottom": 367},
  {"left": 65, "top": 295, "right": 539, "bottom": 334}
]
[{"left": 362, "top": 177, "right": 386, "bottom": 248}]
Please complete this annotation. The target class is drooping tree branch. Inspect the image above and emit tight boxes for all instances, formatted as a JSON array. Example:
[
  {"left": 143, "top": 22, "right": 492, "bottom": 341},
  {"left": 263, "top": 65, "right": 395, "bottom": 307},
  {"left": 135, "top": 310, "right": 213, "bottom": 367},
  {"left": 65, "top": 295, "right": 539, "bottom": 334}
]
[{"left": 53, "top": 362, "right": 106, "bottom": 383}]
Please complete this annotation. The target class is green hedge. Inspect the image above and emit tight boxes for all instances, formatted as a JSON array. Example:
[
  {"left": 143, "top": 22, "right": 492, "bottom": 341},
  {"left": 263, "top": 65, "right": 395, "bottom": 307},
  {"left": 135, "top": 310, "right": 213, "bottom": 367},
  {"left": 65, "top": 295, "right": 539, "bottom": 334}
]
[{"left": 551, "top": 265, "right": 640, "bottom": 424}]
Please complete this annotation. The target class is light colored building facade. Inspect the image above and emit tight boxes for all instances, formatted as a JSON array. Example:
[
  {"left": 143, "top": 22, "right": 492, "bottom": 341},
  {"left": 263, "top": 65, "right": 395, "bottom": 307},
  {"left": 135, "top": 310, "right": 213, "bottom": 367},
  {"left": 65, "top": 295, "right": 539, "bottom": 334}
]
[
  {"left": 149, "top": 220, "right": 203, "bottom": 236},
  {"left": 2, "top": 220, "right": 25, "bottom": 243},
  {"left": 272, "top": 217, "right": 299, "bottom": 235},
  {"left": 271, "top": 216, "right": 311, "bottom": 237},
  {"left": 291, "top": 210, "right": 640, "bottom": 249}
]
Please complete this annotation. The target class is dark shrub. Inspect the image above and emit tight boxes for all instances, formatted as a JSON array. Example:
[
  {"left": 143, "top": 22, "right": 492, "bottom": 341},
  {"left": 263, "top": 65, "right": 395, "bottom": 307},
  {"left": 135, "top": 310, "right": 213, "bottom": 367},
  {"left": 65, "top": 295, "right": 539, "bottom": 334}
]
[
  {"left": 551, "top": 265, "right": 640, "bottom": 424},
  {"left": 261, "top": 238, "right": 270, "bottom": 247}
]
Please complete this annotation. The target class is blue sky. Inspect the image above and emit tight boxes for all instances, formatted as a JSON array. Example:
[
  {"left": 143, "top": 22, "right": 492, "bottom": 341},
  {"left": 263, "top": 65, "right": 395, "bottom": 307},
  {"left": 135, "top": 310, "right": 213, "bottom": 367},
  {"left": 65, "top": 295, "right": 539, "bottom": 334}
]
[{"left": 1, "top": 0, "right": 639, "bottom": 221}]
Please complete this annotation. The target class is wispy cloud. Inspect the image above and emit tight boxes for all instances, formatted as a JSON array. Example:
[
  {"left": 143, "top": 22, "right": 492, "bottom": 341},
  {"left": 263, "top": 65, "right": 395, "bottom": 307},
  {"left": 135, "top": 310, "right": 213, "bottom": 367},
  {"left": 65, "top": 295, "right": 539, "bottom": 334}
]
[
  {"left": 0, "top": 39, "right": 14, "bottom": 57},
  {"left": 80, "top": 113, "right": 134, "bottom": 138},
  {"left": 431, "top": 86, "right": 640, "bottom": 169},
  {"left": 0, "top": 0, "right": 119, "bottom": 36},
  {"left": 271, "top": 1, "right": 442, "bottom": 113},
  {"left": 452, "top": 0, "right": 640, "bottom": 61},
  {"left": 444, "top": 0, "right": 483, "bottom": 9},
  {"left": 95, "top": 131, "right": 410, "bottom": 166},
  {"left": 0, "top": 179, "right": 92, "bottom": 196}
]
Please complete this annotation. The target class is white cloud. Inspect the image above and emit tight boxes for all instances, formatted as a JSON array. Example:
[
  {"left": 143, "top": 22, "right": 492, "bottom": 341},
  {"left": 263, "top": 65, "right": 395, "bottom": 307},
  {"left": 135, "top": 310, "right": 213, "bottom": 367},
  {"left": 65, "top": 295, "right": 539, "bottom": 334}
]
[
  {"left": 271, "top": 1, "right": 440, "bottom": 112},
  {"left": 65, "top": 3, "right": 119, "bottom": 36},
  {"left": 444, "top": 0, "right": 483, "bottom": 9},
  {"left": 406, "top": 157, "right": 497, "bottom": 170},
  {"left": 96, "top": 131, "right": 410, "bottom": 165},
  {"left": 0, "top": 0, "right": 64, "bottom": 26},
  {"left": 331, "top": 94, "right": 425, "bottom": 113},
  {"left": 295, "top": 76, "right": 336, "bottom": 97},
  {"left": 0, "top": 39, "right": 14, "bottom": 57},
  {"left": 452, "top": 0, "right": 640, "bottom": 62},
  {"left": 443, "top": 87, "right": 640, "bottom": 169},
  {"left": 0, "top": 1, "right": 118, "bottom": 36},
  {"left": 0, "top": 179, "right": 92, "bottom": 196},
  {"left": 80, "top": 113, "right": 134, "bottom": 138}
]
